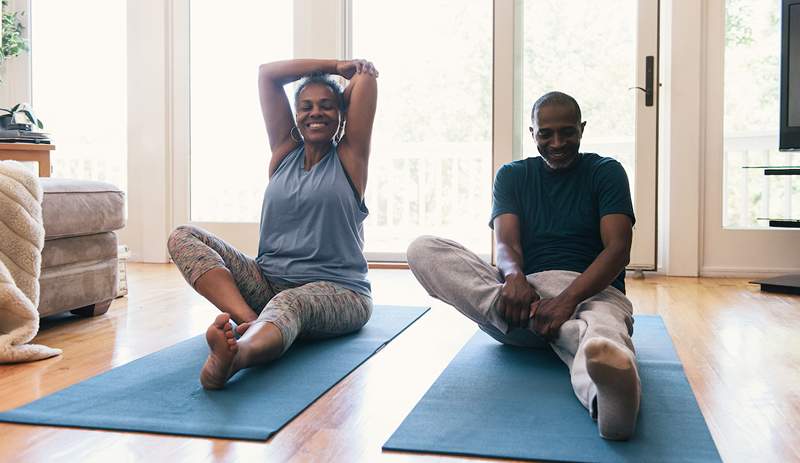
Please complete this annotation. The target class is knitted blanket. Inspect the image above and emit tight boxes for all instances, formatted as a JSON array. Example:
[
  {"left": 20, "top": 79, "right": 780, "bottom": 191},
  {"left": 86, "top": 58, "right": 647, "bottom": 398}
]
[{"left": 0, "top": 161, "right": 61, "bottom": 363}]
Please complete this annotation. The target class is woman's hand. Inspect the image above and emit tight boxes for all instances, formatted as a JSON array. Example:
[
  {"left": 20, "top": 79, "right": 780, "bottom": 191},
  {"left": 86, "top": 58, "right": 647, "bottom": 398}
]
[{"left": 336, "top": 59, "right": 379, "bottom": 79}]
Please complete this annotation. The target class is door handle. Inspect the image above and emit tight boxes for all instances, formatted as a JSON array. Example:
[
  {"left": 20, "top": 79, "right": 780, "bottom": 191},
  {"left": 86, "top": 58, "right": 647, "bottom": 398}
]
[{"left": 628, "top": 55, "right": 654, "bottom": 107}]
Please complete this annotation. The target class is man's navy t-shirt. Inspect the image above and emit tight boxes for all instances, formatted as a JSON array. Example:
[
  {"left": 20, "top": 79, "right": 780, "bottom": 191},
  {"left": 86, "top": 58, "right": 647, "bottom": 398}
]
[{"left": 490, "top": 153, "right": 635, "bottom": 293}]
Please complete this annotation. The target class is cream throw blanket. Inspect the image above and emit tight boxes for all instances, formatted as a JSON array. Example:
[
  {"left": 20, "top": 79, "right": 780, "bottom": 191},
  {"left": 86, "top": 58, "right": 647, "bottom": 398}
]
[{"left": 0, "top": 160, "right": 61, "bottom": 363}]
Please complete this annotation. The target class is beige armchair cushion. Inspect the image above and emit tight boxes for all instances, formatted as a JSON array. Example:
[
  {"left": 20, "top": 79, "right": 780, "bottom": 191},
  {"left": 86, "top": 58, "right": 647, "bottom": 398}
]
[{"left": 41, "top": 179, "right": 126, "bottom": 240}]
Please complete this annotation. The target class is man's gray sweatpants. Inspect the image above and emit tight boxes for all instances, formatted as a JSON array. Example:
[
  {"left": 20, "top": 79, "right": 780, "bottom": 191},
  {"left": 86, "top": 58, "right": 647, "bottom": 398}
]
[{"left": 406, "top": 235, "right": 638, "bottom": 417}]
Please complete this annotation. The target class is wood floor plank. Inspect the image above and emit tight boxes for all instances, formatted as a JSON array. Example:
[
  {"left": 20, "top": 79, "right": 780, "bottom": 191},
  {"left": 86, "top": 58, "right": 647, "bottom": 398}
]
[{"left": 0, "top": 263, "right": 798, "bottom": 462}]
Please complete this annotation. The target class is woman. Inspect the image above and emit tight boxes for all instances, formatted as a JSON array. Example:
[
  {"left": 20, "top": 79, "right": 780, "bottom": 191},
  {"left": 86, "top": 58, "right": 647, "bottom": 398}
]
[{"left": 167, "top": 59, "right": 378, "bottom": 389}]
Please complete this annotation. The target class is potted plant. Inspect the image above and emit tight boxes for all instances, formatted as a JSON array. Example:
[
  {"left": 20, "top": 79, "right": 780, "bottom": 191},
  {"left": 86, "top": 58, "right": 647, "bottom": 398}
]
[{"left": 0, "top": 103, "right": 43, "bottom": 130}]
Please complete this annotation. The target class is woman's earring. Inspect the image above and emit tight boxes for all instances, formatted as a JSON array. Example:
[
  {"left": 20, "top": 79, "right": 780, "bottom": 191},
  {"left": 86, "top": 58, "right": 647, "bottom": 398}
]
[
  {"left": 335, "top": 122, "right": 345, "bottom": 144},
  {"left": 290, "top": 126, "right": 302, "bottom": 143}
]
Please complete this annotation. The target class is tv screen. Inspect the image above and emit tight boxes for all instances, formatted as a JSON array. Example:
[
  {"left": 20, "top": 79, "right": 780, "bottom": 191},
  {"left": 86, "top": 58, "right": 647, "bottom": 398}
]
[{"left": 780, "top": 0, "right": 800, "bottom": 150}]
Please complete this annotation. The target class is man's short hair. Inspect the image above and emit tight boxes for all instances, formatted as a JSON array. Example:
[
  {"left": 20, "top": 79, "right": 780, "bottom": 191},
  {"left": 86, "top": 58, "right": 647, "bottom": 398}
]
[{"left": 531, "top": 91, "right": 582, "bottom": 124}]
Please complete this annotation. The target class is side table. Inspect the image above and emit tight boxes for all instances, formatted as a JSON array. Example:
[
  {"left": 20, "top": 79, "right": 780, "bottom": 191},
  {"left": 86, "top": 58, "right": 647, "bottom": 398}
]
[{"left": 0, "top": 143, "right": 55, "bottom": 177}]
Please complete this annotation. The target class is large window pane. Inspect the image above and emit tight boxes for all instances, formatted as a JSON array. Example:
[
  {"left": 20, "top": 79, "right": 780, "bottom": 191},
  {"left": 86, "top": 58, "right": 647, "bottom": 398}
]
[
  {"left": 32, "top": 0, "right": 127, "bottom": 191},
  {"left": 519, "top": 0, "right": 637, "bottom": 204},
  {"left": 190, "top": 1, "right": 292, "bottom": 222},
  {"left": 723, "top": 0, "right": 800, "bottom": 227},
  {"left": 352, "top": 0, "right": 493, "bottom": 258}
]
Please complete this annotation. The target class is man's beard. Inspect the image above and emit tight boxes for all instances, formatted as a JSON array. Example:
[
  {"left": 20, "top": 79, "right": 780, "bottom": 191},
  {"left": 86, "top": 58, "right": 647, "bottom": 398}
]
[{"left": 539, "top": 145, "right": 580, "bottom": 170}]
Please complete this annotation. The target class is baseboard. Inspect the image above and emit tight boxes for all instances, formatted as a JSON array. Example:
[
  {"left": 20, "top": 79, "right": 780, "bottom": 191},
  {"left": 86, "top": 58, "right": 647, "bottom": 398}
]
[{"left": 700, "top": 266, "right": 800, "bottom": 278}]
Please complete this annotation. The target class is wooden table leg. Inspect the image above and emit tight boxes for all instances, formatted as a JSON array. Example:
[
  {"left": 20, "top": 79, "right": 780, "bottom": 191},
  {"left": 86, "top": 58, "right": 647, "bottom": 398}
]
[{"left": 38, "top": 155, "right": 51, "bottom": 177}]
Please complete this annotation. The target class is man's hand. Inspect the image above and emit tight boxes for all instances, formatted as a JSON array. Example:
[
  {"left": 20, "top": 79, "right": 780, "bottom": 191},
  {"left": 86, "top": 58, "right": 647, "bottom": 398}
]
[
  {"left": 497, "top": 273, "right": 540, "bottom": 328},
  {"left": 530, "top": 296, "right": 578, "bottom": 341}
]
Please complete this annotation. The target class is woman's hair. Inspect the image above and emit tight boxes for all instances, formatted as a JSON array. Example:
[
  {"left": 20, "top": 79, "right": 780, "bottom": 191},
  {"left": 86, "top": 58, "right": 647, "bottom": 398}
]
[{"left": 294, "top": 73, "right": 346, "bottom": 112}]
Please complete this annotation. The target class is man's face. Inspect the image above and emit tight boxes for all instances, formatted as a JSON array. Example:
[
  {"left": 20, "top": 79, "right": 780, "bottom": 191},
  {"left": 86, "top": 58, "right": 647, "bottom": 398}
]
[{"left": 529, "top": 104, "right": 586, "bottom": 170}]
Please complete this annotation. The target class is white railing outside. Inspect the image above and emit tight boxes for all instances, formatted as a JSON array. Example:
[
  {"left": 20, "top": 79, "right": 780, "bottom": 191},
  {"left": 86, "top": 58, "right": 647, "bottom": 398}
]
[{"left": 363, "top": 141, "right": 492, "bottom": 256}]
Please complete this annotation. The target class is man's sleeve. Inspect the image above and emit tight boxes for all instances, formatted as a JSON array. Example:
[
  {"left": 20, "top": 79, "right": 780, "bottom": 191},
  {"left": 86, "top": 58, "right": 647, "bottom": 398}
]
[
  {"left": 489, "top": 163, "right": 521, "bottom": 229},
  {"left": 595, "top": 159, "right": 636, "bottom": 226}
]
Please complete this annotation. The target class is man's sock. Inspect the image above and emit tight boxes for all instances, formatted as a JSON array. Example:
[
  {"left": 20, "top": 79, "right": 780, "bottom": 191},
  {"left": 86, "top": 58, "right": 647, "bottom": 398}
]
[{"left": 584, "top": 337, "right": 641, "bottom": 440}]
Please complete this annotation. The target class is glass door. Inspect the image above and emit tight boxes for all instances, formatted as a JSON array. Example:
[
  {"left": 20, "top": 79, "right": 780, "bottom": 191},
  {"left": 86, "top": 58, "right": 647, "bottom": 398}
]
[{"left": 515, "top": 0, "right": 659, "bottom": 269}]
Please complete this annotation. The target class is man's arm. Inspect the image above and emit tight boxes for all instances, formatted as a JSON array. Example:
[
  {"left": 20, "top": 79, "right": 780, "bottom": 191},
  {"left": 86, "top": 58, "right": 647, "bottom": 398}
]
[
  {"left": 494, "top": 213, "right": 540, "bottom": 329},
  {"left": 530, "top": 213, "right": 633, "bottom": 340}
]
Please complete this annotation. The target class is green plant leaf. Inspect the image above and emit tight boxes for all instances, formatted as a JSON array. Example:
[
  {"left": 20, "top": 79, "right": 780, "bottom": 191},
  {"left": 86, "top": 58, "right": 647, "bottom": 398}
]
[
  {"left": 1, "top": 4, "right": 29, "bottom": 64},
  {"left": 21, "top": 109, "right": 37, "bottom": 125}
]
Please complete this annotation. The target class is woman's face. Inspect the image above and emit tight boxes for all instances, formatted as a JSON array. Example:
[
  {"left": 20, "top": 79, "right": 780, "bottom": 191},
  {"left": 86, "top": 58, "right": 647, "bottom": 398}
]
[{"left": 295, "top": 84, "right": 341, "bottom": 144}]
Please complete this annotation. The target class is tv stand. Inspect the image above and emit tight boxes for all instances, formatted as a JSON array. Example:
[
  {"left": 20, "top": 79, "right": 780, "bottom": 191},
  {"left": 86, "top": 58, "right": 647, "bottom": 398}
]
[
  {"left": 748, "top": 166, "right": 800, "bottom": 293},
  {"left": 752, "top": 274, "right": 800, "bottom": 295}
]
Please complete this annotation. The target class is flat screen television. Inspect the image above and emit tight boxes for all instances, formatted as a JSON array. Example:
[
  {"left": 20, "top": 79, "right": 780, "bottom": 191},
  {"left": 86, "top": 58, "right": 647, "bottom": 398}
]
[{"left": 780, "top": 0, "right": 800, "bottom": 150}]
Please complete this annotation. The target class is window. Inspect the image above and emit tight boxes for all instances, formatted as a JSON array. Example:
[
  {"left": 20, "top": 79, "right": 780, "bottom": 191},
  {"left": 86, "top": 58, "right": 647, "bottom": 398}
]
[
  {"left": 189, "top": 1, "right": 292, "bottom": 222},
  {"left": 31, "top": 0, "right": 127, "bottom": 191},
  {"left": 724, "top": 0, "right": 800, "bottom": 227},
  {"left": 352, "top": 0, "right": 493, "bottom": 259},
  {"left": 173, "top": 1, "right": 656, "bottom": 263}
]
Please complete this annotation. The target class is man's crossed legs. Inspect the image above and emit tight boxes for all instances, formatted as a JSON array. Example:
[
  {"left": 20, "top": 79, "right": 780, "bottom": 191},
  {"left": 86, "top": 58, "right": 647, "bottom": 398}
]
[{"left": 407, "top": 235, "right": 641, "bottom": 440}]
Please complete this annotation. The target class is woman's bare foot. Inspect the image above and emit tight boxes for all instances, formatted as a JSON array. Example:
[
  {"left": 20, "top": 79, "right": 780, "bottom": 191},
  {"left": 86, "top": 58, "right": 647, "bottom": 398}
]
[{"left": 200, "top": 313, "right": 239, "bottom": 390}]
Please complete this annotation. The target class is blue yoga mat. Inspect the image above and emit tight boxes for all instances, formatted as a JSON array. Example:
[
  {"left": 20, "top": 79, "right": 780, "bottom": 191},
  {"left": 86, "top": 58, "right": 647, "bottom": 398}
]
[
  {"left": 0, "top": 305, "right": 428, "bottom": 441},
  {"left": 384, "top": 315, "right": 721, "bottom": 463}
]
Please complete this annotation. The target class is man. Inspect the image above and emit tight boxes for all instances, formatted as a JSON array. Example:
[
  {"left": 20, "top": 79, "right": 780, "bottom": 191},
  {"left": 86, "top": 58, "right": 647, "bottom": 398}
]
[{"left": 407, "top": 91, "right": 640, "bottom": 440}]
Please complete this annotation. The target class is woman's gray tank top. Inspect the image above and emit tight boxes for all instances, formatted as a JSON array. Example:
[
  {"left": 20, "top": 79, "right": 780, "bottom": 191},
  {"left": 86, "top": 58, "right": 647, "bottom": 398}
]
[{"left": 256, "top": 144, "right": 371, "bottom": 296}]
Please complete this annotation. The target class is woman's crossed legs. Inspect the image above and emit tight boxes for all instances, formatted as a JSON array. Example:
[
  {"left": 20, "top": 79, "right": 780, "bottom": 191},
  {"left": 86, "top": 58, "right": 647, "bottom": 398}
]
[{"left": 168, "top": 225, "right": 372, "bottom": 389}]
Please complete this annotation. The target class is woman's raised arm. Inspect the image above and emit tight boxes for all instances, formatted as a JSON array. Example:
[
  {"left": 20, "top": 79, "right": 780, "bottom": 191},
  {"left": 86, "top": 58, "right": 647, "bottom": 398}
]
[
  {"left": 258, "top": 59, "right": 339, "bottom": 176},
  {"left": 336, "top": 60, "right": 378, "bottom": 197}
]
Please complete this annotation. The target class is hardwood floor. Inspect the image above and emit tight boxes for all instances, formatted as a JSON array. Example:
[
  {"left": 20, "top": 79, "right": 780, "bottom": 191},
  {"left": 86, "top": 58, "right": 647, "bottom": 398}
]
[{"left": 1, "top": 263, "right": 798, "bottom": 462}]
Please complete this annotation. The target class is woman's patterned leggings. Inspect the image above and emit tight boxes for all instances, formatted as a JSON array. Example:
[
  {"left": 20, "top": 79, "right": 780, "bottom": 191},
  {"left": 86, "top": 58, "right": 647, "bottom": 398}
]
[{"left": 167, "top": 225, "right": 373, "bottom": 354}]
